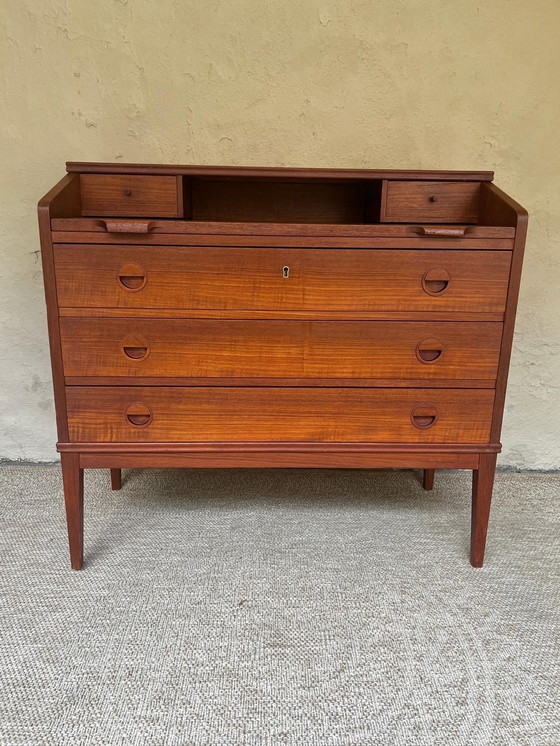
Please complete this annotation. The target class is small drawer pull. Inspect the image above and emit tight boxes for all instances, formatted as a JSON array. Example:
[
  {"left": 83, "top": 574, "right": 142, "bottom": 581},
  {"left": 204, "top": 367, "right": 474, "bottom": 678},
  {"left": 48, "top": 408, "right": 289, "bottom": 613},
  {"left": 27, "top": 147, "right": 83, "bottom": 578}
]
[
  {"left": 123, "top": 188, "right": 132, "bottom": 196},
  {"left": 422, "top": 268, "right": 451, "bottom": 295},
  {"left": 429, "top": 195, "right": 439, "bottom": 203},
  {"left": 123, "top": 346, "right": 148, "bottom": 360},
  {"left": 416, "top": 338, "right": 443, "bottom": 364},
  {"left": 122, "top": 334, "right": 150, "bottom": 361},
  {"left": 102, "top": 220, "right": 154, "bottom": 234},
  {"left": 125, "top": 403, "right": 153, "bottom": 428},
  {"left": 411, "top": 404, "right": 439, "bottom": 430},
  {"left": 419, "top": 226, "right": 466, "bottom": 237},
  {"left": 117, "top": 263, "right": 147, "bottom": 292}
]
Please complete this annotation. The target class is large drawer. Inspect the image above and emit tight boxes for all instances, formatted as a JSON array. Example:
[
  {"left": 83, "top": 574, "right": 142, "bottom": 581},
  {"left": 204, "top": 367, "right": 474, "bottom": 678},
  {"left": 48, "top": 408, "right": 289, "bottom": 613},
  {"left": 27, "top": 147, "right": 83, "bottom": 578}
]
[
  {"left": 66, "top": 387, "right": 495, "bottom": 444},
  {"left": 54, "top": 246, "right": 511, "bottom": 314},
  {"left": 60, "top": 318, "right": 502, "bottom": 382}
]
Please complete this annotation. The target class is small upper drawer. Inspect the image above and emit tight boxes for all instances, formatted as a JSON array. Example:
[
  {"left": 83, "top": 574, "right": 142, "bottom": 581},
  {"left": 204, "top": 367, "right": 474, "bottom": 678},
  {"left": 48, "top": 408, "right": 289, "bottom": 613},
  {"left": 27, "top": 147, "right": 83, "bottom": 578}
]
[
  {"left": 381, "top": 181, "right": 480, "bottom": 223},
  {"left": 80, "top": 175, "right": 180, "bottom": 218}
]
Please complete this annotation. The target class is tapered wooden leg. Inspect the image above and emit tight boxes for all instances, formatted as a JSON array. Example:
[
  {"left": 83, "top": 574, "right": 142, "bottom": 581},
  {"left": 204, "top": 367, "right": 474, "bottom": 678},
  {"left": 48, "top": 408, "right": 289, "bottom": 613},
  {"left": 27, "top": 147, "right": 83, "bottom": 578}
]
[
  {"left": 61, "top": 453, "right": 84, "bottom": 570},
  {"left": 470, "top": 453, "right": 497, "bottom": 568},
  {"left": 111, "top": 468, "right": 122, "bottom": 491},
  {"left": 423, "top": 468, "right": 435, "bottom": 490}
]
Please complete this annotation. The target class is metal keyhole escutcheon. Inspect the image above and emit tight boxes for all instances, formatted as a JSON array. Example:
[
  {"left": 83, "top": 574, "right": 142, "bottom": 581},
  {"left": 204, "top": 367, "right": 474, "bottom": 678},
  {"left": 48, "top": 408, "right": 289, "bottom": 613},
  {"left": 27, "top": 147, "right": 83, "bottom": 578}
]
[{"left": 282, "top": 266, "right": 290, "bottom": 279}]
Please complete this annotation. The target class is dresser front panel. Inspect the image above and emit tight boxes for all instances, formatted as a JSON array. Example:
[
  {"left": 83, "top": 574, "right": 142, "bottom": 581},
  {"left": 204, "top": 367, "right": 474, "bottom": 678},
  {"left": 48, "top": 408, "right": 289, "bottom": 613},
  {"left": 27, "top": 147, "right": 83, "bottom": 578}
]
[
  {"left": 54, "top": 246, "right": 511, "bottom": 314},
  {"left": 66, "top": 386, "right": 495, "bottom": 444},
  {"left": 60, "top": 318, "right": 502, "bottom": 382}
]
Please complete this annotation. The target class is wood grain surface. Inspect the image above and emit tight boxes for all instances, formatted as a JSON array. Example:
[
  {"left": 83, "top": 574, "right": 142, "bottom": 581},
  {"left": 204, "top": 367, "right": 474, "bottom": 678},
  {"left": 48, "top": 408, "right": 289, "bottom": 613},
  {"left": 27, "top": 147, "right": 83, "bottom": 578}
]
[
  {"left": 76, "top": 451, "right": 481, "bottom": 470},
  {"left": 66, "top": 386, "right": 495, "bottom": 444},
  {"left": 54, "top": 246, "right": 512, "bottom": 314},
  {"left": 80, "top": 175, "right": 179, "bottom": 218},
  {"left": 50, "top": 218, "right": 515, "bottom": 239},
  {"left": 51, "top": 233, "right": 513, "bottom": 250},
  {"left": 67, "top": 162, "right": 494, "bottom": 181},
  {"left": 60, "top": 318, "right": 502, "bottom": 381},
  {"left": 382, "top": 181, "right": 481, "bottom": 223}
]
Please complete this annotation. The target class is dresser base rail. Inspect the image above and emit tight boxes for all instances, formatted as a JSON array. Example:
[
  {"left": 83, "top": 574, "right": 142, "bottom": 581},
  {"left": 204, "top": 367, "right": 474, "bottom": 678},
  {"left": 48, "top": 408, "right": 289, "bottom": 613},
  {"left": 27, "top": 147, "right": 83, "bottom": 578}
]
[
  {"left": 57, "top": 441, "right": 500, "bottom": 470},
  {"left": 59, "top": 446, "right": 499, "bottom": 570},
  {"left": 57, "top": 440, "right": 502, "bottom": 452},
  {"left": 77, "top": 451, "right": 481, "bottom": 470}
]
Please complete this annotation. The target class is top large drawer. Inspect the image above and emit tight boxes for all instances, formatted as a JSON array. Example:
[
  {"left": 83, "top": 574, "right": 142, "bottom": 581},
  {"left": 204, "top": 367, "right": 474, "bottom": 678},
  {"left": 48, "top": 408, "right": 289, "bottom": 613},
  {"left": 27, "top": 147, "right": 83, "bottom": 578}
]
[{"left": 53, "top": 245, "right": 511, "bottom": 314}]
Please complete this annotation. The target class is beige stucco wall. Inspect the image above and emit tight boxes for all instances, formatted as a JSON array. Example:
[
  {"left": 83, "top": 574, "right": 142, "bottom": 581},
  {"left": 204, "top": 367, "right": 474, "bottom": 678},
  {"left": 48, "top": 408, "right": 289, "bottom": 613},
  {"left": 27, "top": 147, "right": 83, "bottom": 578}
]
[{"left": 1, "top": 1, "right": 559, "bottom": 467}]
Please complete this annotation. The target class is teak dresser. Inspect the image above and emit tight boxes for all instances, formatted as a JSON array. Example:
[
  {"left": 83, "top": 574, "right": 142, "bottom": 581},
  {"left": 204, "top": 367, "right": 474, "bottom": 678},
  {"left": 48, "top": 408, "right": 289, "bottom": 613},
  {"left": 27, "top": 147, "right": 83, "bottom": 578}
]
[{"left": 38, "top": 163, "right": 527, "bottom": 569}]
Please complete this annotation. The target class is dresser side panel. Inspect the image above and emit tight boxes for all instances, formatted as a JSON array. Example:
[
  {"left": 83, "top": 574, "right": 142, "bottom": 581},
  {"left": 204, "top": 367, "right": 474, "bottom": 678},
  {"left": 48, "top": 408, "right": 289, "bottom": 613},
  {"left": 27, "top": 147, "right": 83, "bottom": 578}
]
[
  {"left": 482, "top": 184, "right": 528, "bottom": 442},
  {"left": 38, "top": 174, "right": 82, "bottom": 441}
]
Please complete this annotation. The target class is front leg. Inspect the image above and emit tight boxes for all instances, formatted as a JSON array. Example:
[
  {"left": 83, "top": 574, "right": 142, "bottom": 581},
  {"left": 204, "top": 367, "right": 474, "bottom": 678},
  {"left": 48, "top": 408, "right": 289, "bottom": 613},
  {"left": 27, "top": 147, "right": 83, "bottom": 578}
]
[
  {"left": 423, "top": 468, "right": 435, "bottom": 490},
  {"left": 61, "top": 453, "right": 84, "bottom": 570},
  {"left": 470, "top": 453, "right": 497, "bottom": 567},
  {"left": 111, "top": 468, "right": 122, "bottom": 490}
]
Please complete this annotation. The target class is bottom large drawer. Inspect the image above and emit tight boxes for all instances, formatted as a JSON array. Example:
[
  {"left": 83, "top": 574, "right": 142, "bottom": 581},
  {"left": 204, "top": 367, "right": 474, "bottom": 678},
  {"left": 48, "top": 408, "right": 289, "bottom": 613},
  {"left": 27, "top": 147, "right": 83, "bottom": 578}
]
[{"left": 65, "top": 387, "right": 495, "bottom": 444}]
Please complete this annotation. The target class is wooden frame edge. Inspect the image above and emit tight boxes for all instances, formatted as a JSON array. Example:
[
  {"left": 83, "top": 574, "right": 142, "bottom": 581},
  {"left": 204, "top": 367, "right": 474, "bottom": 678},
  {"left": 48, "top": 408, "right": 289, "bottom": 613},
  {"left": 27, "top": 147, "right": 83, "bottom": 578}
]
[
  {"left": 38, "top": 173, "right": 82, "bottom": 441},
  {"left": 76, "top": 451, "right": 481, "bottom": 470},
  {"left": 65, "top": 162, "right": 495, "bottom": 181},
  {"left": 482, "top": 183, "right": 528, "bottom": 441}
]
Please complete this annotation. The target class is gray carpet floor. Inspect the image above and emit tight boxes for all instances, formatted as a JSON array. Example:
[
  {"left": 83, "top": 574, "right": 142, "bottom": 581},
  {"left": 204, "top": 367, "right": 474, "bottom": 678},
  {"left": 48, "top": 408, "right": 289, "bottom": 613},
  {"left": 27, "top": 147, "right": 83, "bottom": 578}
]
[{"left": 0, "top": 466, "right": 558, "bottom": 746}]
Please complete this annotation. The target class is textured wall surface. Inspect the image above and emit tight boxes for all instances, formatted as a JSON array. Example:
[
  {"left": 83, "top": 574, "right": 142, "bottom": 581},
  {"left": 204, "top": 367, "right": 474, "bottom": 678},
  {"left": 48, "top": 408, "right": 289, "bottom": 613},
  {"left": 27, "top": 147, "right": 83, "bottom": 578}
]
[{"left": 1, "top": 1, "right": 559, "bottom": 467}]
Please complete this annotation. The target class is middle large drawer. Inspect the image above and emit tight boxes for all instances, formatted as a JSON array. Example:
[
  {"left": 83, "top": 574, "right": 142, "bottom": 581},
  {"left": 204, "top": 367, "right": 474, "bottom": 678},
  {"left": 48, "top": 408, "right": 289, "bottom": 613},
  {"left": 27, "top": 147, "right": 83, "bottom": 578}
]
[{"left": 60, "top": 318, "right": 502, "bottom": 383}]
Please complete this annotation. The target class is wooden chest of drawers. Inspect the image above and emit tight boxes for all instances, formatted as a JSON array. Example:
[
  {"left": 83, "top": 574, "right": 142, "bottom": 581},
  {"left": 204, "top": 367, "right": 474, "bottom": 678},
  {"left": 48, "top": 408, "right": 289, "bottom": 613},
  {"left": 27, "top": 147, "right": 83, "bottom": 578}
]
[{"left": 38, "top": 163, "right": 527, "bottom": 569}]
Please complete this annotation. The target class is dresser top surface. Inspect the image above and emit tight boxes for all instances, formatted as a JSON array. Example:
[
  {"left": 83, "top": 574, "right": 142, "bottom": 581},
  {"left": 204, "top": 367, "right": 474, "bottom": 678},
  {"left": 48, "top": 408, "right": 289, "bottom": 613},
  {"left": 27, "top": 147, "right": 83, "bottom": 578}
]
[{"left": 66, "top": 162, "right": 494, "bottom": 182}]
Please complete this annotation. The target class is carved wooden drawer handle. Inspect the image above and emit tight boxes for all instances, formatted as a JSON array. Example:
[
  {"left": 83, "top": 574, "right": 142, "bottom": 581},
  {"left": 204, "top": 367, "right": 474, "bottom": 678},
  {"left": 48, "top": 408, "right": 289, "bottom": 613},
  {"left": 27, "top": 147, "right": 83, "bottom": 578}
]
[
  {"left": 416, "top": 338, "right": 443, "bottom": 364},
  {"left": 117, "top": 263, "right": 147, "bottom": 292},
  {"left": 422, "top": 268, "right": 450, "bottom": 295},
  {"left": 102, "top": 220, "right": 154, "bottom": 233},
  {"left": 411, "top": 404, "right": 439, "bottom": 430},
  {"left": 125, "top": 403, "right": 153, "bottom": 428},
  {"left": 419, "top": 226, "right": 466, "bottom": 237},
  {"left": 121, "top": 334, "right": 150, "bottom": 361}
]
